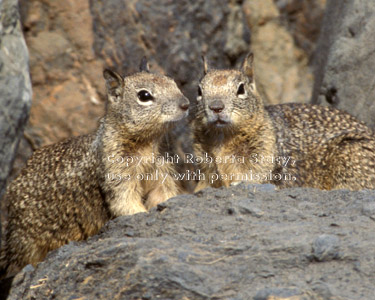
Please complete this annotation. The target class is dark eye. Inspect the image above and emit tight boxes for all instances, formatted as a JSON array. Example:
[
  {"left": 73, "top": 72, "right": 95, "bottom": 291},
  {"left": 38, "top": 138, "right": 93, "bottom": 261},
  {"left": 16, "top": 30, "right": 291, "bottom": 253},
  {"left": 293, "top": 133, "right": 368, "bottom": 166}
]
[
  {"left": 137, "top": 90, "right": 154, "bottom": 101},
  {"left": 237, "top": 83, "right": 245, "bottom": 95},
  {"left": 198, "top": 86, "right": 202, "bottom": 97}
]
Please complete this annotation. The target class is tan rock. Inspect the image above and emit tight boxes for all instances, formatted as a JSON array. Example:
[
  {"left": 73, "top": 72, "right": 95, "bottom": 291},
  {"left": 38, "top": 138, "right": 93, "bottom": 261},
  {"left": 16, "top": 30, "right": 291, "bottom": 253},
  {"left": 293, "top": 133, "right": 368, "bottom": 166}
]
[
  {"left": 243, "top": 0, "right": 313, "bottom": 104},
  {"left": 12, "top": 0, "right": 105, "bottom": 178}
]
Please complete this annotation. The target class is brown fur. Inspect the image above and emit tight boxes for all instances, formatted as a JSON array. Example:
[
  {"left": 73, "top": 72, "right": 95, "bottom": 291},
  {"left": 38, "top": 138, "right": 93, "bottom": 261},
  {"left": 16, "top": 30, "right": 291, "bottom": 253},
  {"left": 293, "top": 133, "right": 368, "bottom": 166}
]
[
  {"left": 0, "top": 61, "right": 189, "bottom": 278},
  {"left": 193, "top": 53, "right": 375, "bottom": 191}
]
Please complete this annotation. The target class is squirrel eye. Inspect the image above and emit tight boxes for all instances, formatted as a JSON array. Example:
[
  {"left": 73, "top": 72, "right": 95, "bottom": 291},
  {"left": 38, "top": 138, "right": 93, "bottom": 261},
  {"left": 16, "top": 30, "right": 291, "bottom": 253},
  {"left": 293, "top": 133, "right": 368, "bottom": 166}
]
[
  {"left": 197, "top": 86, "right": 203, "bottom": 97},
  {"left": 137, "top": 90, "right": 154, "bottom": 101},
  {"left": 237, "top": 83, "right": 245, "bottom": 96}
]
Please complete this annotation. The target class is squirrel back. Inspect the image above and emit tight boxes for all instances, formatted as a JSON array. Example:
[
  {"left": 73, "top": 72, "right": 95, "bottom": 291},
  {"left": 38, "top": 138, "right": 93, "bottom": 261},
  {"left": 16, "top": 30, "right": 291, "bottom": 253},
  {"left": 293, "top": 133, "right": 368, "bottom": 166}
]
[{"left": 266, "top": 103, "right": 375, "bottom": 189}]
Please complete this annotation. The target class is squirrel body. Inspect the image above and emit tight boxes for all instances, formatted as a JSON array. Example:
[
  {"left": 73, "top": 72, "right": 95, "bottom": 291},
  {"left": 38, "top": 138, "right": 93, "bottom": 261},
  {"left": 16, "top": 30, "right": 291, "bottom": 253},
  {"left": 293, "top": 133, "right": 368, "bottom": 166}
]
[
  {"left": 0, "top": 61, "right": 189, "bottom": 277},
  {"left": 193, "top": 54, "right": 375, "bottom": 191}
]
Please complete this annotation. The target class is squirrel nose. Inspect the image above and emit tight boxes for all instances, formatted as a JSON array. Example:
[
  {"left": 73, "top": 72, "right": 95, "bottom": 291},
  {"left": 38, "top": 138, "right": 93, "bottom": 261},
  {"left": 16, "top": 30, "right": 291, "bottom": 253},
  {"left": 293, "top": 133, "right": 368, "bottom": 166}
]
[
  {"left": 209, "top": 100, "right": 225, "bottom": 113},
  {"left": 179, "top": 98, "right": 190, "bottom": 111}
]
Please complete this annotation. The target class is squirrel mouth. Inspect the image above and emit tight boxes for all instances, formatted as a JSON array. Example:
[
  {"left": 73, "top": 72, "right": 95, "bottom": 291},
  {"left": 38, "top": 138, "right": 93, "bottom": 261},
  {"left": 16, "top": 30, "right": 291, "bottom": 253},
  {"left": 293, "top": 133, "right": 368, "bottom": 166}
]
[
  {"left": 213, "top": 118, "right": 229, "bottom": 128},
  {"left": 166, "top": 110, "right": 189, "bottom": 124}
]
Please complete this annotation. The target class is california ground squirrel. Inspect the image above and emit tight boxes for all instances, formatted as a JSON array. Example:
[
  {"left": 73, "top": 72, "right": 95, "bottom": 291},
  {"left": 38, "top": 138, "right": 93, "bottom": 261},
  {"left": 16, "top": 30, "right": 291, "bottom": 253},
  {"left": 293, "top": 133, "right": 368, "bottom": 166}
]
[
  {"left": 0, "top": 58, "right": 189, "bottom": 277},
  {"left": 193, "top": 53, "right": 375, "bottom": 191}
]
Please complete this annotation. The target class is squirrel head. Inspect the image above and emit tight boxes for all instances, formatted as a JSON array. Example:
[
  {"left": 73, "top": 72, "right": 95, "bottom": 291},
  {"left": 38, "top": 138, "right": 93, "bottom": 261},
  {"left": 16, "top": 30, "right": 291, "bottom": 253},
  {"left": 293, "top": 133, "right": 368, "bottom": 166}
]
[
  {"left": 196, "top": 53, "right": 264, "bottom": 132},
  {"left": 103, "top": 58, "right": 189, "bottom": 138}
]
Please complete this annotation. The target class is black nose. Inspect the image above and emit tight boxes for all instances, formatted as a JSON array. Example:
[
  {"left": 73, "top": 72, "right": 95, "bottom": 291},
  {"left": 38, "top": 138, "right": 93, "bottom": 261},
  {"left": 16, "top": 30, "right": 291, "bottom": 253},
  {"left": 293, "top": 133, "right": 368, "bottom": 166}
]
[
  {"left": 209, "top": 100, "right": 225, "bottom": 113},
  {"left": 179, "top": 98, "right": 190, "bottom": 111}
]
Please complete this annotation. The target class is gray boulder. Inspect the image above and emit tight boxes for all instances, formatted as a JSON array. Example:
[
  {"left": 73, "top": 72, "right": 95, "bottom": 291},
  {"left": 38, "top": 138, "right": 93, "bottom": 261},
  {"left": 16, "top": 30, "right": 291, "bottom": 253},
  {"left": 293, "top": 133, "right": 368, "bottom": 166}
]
[
  {"left": 0, "top": 0, "right": 32, "bottom": 240},
  {"left": 312, "top": 0, "right": 375, "bottom": 128},
  {"left": 7, "top": 184, "right": 375, "bottom": 299}
]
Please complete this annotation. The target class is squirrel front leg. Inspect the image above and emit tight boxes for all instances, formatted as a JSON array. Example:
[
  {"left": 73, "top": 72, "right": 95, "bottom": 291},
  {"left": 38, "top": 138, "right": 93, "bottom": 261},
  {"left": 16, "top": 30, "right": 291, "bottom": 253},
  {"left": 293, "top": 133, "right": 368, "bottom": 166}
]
[
  {"left": 106, "top": 180, "right": 147, "bottom": 216},
  {"left": 144, "top": 175, "right": 180, "bottom": 210}
]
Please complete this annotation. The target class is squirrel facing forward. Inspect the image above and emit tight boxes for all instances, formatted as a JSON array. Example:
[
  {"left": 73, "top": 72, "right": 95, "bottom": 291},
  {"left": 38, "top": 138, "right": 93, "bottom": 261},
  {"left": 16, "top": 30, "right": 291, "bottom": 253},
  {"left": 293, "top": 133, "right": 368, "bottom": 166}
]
[
  {"left": 0, "top": 58, "right": 189, "bottom": 277},
  {"left": 193, "top": 53, "right": 375, "bottom": 191}
]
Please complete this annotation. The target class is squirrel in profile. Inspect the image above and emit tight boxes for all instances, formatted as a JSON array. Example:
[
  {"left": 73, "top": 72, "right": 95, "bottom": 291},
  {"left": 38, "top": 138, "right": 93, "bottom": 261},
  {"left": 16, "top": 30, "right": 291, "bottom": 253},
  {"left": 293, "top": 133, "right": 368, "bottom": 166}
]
[
  {"left": 0, "top": 58, "right": 189, "bottom": 278},
  {"left": 193, "top": 53, "right": 375, "bottom": 191}
]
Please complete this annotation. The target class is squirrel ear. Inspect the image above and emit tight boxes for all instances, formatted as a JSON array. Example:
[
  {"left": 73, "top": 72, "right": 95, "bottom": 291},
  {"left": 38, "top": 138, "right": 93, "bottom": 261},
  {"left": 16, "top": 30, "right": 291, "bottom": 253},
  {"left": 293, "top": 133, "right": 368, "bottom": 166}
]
[
  {"left": 139, "top": 56, "right": 150, "bottom": 72},
  {"left": 241, "top": 52, "right": 254, "bottom": 82},
  {"left": 202, "top": 56, "right": 210, "bottom": 75},
  {"left": 103, "top": 69, "right": 124, "bottom": 101}
]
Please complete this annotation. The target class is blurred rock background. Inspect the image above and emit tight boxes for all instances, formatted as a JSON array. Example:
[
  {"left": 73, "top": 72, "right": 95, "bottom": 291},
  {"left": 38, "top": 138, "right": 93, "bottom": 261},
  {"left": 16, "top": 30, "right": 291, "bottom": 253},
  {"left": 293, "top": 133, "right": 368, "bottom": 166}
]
[{"left": 10, "top": 0, "right": 326, "bottom": 179}]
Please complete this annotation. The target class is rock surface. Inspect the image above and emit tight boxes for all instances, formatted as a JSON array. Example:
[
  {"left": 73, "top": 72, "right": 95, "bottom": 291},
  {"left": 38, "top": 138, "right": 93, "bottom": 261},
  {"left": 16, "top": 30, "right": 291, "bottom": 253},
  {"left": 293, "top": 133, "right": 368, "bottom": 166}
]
[
  {"left": 312, "top": 0, "right": 375, "bottom": 128},
  {"left": 0, "top": 0, "right": 32, "bottom": 241},
  {"left": 243, "top": 0, "right": 318, "bottom": 104},
  {"left": 16, "top": 0, "right": 105, "bottom": 155},
  {"left": 275, "top": 0, "right": 327, "bottom": 58},
  {"left": 6, "top": 184, "right": 375, "bottom": 300},
  {"left": 90, "top": 0, "right": 317, "bottom": 104}
]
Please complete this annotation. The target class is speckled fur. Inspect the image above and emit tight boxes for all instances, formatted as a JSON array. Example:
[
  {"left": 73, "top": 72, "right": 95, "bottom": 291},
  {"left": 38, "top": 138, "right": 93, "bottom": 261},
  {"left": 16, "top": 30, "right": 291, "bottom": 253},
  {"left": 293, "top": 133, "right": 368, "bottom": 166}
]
[
  {"left": 267, "top": 103, "right": 375, "bottom": 189},
  {"left": 193, "top": 54, "right": 375, "bottom": 191},
  {"left": 1, "top": 134, "right": 107, "bottom": 277},
  {"left": 0, "top": 65, "right": 189, "bottom": 278}
]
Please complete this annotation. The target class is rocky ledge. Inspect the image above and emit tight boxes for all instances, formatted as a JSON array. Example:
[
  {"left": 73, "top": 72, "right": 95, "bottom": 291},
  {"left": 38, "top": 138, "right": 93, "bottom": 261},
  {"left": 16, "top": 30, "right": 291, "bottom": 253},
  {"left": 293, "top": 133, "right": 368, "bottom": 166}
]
[{"left": 5, "top": 184, "right": 375, "bottom": 300}]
